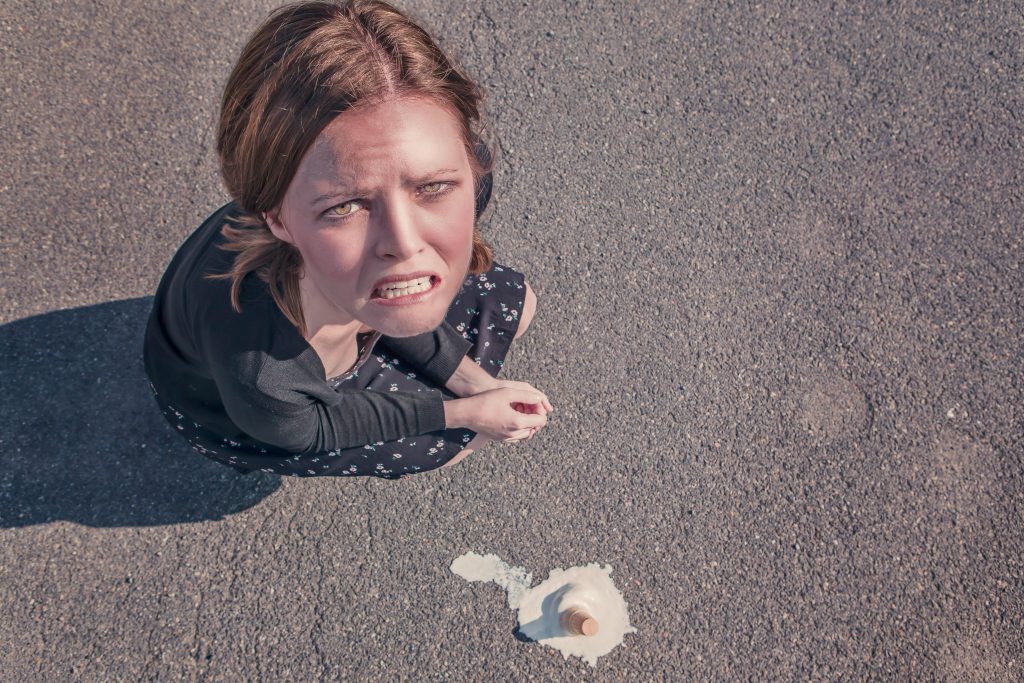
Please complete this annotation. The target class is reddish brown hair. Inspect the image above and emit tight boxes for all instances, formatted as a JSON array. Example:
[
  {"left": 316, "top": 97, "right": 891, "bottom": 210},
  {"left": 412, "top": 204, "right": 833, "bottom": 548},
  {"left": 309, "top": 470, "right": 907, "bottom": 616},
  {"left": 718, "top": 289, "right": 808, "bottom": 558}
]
[{"left": 204, "top": 0, "right": 495, "bottom": 339}]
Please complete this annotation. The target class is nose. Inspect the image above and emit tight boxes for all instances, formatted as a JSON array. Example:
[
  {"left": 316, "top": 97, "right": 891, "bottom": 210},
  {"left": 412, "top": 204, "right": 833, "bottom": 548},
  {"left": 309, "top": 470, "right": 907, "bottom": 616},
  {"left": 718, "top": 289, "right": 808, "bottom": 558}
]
[{"left": 373, "top": 194, "right": 428, "bottom": 261}]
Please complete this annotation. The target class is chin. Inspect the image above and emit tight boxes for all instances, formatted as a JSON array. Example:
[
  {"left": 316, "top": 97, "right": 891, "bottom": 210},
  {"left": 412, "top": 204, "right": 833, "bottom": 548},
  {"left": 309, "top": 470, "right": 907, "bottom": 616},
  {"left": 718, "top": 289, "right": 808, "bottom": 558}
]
[{"left": 371, "top": 303, "right": 448, "bottom": 338}]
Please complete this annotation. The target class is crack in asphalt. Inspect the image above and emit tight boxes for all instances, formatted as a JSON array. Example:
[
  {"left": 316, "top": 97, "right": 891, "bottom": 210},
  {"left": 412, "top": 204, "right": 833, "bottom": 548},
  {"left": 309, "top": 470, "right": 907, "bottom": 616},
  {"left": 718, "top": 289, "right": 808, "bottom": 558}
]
[
  {"left": 188, "top": 585, "right": 203, "bottom": 683},
  {"left": 244, "top": 505, "right": 282, "bottom": 681},
  {"left": 139, "top": 589, "right": 163, "bottom": 682},
  {"left": 311, "top": 538, "right": 328, "bottom": 682},
  {"left": 363, "top": 477, "right": 375, "bottom": 560}
]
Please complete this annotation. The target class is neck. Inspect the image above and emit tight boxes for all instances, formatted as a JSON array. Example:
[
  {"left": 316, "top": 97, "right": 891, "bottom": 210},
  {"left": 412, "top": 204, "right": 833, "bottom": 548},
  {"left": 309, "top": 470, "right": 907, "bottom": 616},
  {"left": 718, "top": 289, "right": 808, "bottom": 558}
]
[{"left": 298, "top": 272, "right": 364, "bottom": 343}]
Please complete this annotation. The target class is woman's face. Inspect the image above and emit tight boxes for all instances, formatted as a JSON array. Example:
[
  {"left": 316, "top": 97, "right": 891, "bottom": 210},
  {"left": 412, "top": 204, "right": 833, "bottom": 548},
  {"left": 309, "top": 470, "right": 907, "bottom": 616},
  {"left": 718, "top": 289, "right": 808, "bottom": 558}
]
[{"left": 265, "top": 96, "right": 476, "bottom": 339}]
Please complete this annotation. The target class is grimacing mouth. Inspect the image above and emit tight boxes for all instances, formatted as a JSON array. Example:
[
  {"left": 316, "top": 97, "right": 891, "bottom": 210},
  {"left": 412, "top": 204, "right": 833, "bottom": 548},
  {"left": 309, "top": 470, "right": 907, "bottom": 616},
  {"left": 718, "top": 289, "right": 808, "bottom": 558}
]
[{"left": 370, "top": 274, "right": 440, "bottom": 299}]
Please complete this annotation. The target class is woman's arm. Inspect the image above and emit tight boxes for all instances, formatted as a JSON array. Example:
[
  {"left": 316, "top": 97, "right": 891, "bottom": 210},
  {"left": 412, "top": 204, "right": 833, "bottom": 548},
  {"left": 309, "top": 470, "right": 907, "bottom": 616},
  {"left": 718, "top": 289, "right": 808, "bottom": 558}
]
[{"left": 444, "top": 355, "right": 499, "bottom": 398}]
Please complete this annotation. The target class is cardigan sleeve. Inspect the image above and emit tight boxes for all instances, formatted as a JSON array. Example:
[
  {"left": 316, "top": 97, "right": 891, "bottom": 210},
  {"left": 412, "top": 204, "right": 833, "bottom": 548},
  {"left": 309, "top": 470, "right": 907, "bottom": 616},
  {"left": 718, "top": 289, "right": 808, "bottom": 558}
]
[
  {"left": 213, "top": 359, "right": 448, "bottom": 454},
  {"left": 192, "top": 286, "right": 451, "bottom": 454}
]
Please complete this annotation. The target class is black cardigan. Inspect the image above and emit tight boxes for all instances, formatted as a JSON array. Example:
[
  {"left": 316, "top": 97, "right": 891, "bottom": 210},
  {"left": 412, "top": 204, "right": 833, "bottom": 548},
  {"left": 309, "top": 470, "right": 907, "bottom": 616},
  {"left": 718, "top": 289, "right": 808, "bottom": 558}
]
[{"left": 142, "top": 202, "right": 472, "bottom": 454}]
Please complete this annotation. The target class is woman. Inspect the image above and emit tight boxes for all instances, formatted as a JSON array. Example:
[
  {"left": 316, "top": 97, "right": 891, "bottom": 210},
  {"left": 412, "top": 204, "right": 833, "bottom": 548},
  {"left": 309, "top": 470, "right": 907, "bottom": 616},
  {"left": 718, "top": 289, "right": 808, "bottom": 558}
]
[{"left": 142, "top": 0, "right": 553, "bottom": 479}]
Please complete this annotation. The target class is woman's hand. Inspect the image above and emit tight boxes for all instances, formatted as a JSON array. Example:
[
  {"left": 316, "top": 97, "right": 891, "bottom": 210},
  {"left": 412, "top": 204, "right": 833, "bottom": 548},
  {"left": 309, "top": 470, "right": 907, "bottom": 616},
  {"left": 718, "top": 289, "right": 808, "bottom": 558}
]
[
  {"left": 487, "top": 379, "right": 554, "bottom": 415},
  {"left": 472, "top": 379, "right": 553, "bottom": 441},
  {"left": 446, "top": 358, "right": 554, "bottom": 417},
  {"left": 448, "top": 357, "right": 553, "bottom": 441},
  {"left": 459, "top": 387, "right": 550, "bottom": 443}
]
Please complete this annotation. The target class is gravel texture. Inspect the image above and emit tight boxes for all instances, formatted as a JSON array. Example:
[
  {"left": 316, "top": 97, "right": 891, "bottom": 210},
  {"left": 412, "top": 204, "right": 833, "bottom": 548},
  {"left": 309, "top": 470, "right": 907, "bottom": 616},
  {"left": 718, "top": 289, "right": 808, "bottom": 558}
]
[{"left": 1, "top": 0, "right": 1021, "bottom": 680}]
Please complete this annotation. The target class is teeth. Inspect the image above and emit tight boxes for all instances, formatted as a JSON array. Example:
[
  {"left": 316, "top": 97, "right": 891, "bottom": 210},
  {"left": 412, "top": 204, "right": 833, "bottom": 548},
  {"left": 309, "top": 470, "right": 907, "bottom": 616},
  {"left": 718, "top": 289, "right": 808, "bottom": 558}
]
[{"left": 375, "top": 276, "right": 433, "bottom": 299}]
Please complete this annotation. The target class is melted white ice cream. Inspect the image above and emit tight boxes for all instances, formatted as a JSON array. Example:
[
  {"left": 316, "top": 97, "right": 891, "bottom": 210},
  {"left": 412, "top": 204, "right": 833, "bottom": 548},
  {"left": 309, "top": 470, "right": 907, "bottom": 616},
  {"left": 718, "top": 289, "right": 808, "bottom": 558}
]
[
  {"left": 450, "top": 551, "right": 637, "bottom": 667},
  {"left": 450, "top": 552, "right": 533, "bottom": 609}
]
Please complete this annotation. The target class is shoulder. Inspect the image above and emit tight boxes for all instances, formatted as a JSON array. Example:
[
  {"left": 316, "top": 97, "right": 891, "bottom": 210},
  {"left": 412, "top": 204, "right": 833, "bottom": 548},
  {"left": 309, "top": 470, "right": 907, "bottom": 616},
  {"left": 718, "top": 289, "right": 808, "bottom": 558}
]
[
  {"left": 184, "top": 201, "right": 261, "bottom": 313},
  {"left": 180, "top": 203, "right": 287, "bottom": 347}
]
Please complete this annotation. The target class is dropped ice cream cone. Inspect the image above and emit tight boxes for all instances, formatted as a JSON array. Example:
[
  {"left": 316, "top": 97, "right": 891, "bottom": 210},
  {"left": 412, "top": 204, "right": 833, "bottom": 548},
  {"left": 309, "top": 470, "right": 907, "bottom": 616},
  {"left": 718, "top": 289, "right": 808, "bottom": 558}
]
[
  {"left": 560, "top": 607, "right": 599, "bottom": 636},
  {"left": 450, "top": 552, "right": 637, "bottom": 667}
]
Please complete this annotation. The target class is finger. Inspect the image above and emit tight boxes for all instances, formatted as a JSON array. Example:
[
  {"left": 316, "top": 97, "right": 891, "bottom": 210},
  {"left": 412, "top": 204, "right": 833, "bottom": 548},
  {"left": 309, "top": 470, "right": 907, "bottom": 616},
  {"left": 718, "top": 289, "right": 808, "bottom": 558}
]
[
  {"left": 517, "top": 389, "right": 547, "bottom": 406},
  {"left": 527, "top": 394, "right": 551, "bottom": 415},
  {"left": 503, "top": 428, "right": 534, "bottom": 442},
  {"left": 515, "top": 402, "right": 544, "bottom": 415},
  {"left": 522, "top": 413, "right": 547, "bottom": 428},
  {"left": 512, "top": 386, "right": 551, "bottom": 412}
]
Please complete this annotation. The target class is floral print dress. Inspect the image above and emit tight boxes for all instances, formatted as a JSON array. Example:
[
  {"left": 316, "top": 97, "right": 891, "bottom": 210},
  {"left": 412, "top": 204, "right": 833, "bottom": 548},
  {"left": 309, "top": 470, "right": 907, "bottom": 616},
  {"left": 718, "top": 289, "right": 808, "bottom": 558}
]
[{"left": 149, "top": 262, "right": 527, "bottom": 479}]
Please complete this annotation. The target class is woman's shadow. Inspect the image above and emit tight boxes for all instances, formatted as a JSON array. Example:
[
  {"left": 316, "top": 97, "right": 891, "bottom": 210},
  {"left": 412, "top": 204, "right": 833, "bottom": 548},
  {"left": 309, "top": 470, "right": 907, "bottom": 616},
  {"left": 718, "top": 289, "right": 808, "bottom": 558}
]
[{"left": 0, "top": 297, "right": 281, "bottom": 529}]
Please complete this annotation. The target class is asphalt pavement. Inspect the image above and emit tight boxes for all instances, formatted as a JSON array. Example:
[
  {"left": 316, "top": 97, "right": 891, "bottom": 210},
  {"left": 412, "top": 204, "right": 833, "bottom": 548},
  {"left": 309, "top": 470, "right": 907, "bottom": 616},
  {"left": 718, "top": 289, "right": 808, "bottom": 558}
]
[{"left": 1, "top": 0, "right": 1021, "bottom": 680}]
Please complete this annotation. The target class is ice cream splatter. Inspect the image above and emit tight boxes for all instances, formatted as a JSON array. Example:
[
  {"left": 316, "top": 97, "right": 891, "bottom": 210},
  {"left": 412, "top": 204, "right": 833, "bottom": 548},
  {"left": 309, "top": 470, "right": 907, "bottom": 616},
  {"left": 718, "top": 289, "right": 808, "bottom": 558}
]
[
  {"left": 450, "top": 552, "right": 533, "bottom": 608},
  {"left": 450, "top": 551, "right": 637, "bottom": 667}
]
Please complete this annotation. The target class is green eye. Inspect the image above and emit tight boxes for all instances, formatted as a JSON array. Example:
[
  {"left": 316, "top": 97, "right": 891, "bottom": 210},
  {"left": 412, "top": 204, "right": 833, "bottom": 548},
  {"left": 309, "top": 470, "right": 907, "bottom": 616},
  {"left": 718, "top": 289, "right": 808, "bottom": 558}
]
[
  {"left": 422, "top": 182, "right": 446, "bottom": 194},
  {"left": 329, "top": 202, "right": 358, "bottom": 217}
]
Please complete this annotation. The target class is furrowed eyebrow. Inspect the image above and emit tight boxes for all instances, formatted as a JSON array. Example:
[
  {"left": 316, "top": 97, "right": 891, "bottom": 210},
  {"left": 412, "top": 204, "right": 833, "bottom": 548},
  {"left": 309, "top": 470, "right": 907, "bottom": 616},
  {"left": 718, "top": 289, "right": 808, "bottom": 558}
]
[
  {"left": 311, "top": 168, "right": 460, "bottom": 206},
  {"left": 407, "top": 167, "right": 459, "bottom": 183}
]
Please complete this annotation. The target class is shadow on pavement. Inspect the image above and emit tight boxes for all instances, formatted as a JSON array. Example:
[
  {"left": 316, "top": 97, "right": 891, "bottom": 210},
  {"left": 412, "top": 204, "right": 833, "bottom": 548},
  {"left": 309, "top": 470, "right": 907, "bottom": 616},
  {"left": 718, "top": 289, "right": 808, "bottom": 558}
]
[
  {"left": 514, "top": 584, "right": 572, "bottom": 642},
  {"left": 0, "top": 297, "right": 280, "bottom": 529}
]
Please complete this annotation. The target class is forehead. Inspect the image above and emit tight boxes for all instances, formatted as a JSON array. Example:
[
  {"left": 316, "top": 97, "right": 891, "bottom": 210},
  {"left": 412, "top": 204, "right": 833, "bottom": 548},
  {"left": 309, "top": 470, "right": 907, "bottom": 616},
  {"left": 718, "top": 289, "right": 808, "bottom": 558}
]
[{"left": 298, "top": 97, "right": 466, "bottom": 185}]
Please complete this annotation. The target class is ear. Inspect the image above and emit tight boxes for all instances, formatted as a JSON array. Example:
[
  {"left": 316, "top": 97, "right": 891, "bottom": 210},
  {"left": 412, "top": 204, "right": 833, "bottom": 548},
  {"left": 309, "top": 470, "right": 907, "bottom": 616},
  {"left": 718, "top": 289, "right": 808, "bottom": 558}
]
[
  {"left": 263, "top": 207, "right": 294, "bottom": 245},
  {"left": 473, "top": 138, "right": 493, "bottom": 221}
]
